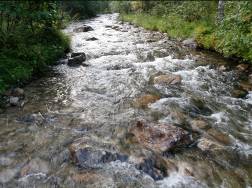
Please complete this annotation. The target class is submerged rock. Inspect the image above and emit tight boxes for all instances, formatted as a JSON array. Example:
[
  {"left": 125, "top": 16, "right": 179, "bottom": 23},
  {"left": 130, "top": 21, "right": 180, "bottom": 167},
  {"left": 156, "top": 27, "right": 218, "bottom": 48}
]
[
  {"left": 135, "top": 156, "right": 168, "bottom": 180},
  {"left": 73, "top": 25, "right": 93, "bottom": 33},
  {"left": 153, "top": 74, "right": 182, "bottom": 86},
  {"left": 20, "top": 158, "right": 49, "bottom": 177},
  {"left": 190, "top": 120, "right": 209, "bottom": 132},
  {"left": 197, "top": 138, "right": 224, "bottom": 152},
  {"left": 134, "top": 94, "right": 160, "bottom": 108},
  {"left": 18, "top": 112, "right": 45, "bottom": 126},
  {"left": 129, "top": 121, "right": 192, "bottom": 153},
  {"left": 206, "top": 128, "right": 232, "bottom": 145},
  {"left": 72, "top": 172, "right": 101, "bottom": 184},
  {"left": 69, "top": 141, "right": 128, "bottom": 169}
]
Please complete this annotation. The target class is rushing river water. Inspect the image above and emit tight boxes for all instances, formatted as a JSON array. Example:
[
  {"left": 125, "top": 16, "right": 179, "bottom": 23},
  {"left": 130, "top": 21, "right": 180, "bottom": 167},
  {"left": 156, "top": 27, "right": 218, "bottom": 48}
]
[{"left": 0, "top": 14, "right": 252, "bottom": 188}]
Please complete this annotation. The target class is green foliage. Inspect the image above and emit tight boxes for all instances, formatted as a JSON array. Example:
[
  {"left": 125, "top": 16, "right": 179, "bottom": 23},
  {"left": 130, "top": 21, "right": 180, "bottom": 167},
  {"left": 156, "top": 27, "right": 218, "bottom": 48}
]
[
  {"left": 119, "top": 1, "right": 252, "bottom": 63},
  {"left": 0, "top": 1, "right": 70, "bottom": 94},
  {"left": 214, "top": 1, "right": 252, "bottom": 61},
  {"left": 62, "top": 1, "right": 110, "bottom": 19}
]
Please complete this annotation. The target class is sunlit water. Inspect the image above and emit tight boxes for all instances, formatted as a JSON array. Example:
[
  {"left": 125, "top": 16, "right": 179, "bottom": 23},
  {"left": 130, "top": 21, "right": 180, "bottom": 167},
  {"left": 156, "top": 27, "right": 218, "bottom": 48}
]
[{"left": 0, "top": 14, "right": 251, "bottom": 187}]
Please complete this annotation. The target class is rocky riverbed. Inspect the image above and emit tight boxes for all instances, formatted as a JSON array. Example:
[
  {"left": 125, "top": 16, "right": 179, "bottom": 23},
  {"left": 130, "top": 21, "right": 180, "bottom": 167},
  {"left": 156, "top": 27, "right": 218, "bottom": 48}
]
[{"left": 0, "top": 13, "right": 252, "bottom": 187}]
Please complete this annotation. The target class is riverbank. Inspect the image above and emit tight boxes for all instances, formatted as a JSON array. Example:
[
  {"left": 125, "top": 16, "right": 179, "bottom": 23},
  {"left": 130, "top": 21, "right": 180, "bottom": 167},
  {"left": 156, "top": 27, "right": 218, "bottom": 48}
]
[
  {"left": 0, "top": 29, "right": 70, "bottom": 94},
  {"left": 120, "top": 13, "right": 252, "bottom": 64}
]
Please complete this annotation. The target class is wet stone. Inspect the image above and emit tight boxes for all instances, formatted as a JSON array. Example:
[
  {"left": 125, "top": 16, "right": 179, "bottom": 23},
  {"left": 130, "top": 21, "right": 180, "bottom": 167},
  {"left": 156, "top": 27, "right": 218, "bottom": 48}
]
[
  {"left": 86, "top": 37, "right": 98, "bottom": 41},
  {"left": 197, "top": 138, "right": 224, "bottom": 152},
  {"left": 72, "top": 171, "right": 101, "bottom": 184},
  {"left": 68, "top": 52, "right": 87, "bottom": 67},
  {"left": 129, "top": 121, "right": 192, "bottom": 153},
  {"left": 73, "top": 25, "right": 93, "bottom": 32},
  {"left": 182, "top": 38, "right": 198, "bottom": 48},
  {"left": 206, "top": 128, "right": 232, "bottom": 145},
  {"left": 69, "top": 144, "right": 128, "bottom": 169},
  {"left": 190, "top": 120, "right": 209, "bottom": 132},
  {"left": 136, "top": 157, "right": 167, "bottom": 180},
  {"left": 134, "top": 94, "right": 160, "bottom": 109},
  {"left": 17, "top": 112, "right": 45, "bottom": 126},
  {"left": 153, "top": 74, "right": 182, "bottom": 86},
  {"left": 20, "top": 158, "right": 49, "bottom": 177}
]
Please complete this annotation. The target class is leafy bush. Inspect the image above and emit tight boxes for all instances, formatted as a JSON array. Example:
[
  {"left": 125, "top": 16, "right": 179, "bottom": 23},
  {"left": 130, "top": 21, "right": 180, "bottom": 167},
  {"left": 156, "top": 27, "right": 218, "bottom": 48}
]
[{"left": 0, "top": 2, "right": 70, "bottom": 94}]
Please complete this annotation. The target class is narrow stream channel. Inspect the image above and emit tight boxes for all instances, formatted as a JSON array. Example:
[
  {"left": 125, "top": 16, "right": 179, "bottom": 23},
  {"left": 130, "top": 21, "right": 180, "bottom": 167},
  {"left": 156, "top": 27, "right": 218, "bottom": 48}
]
[{"left": 0, "top": 14, "right": 251, "bottom": 188}]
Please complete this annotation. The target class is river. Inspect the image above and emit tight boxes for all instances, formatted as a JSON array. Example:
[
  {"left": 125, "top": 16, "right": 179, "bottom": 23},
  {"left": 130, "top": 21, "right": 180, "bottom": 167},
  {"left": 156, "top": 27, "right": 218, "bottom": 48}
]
[{"left": 0, "top": 14, "right": 251, "bottom": 188}]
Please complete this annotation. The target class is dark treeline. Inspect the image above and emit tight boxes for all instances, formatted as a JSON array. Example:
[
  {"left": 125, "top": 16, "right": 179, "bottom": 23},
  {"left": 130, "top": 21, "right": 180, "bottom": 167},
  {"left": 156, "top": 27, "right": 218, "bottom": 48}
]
[
  {"left": 0, "top": 1, "right": 109, "bottom": 94},
  {"left": 112, "top": 1, "right": 252, "bottom": 64}
]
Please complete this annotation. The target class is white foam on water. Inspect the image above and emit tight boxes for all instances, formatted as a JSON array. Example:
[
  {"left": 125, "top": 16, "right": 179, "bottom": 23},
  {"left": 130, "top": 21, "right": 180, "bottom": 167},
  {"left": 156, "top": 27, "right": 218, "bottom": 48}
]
[
  {"left": 210, "top": 112, "right": 229, "bottom": 124},
  {"left": 157, "top": 172, "right": 208, "bottom": 188},
  {"left": 245, "top": 91, "right": 252, "bottom": 105}
]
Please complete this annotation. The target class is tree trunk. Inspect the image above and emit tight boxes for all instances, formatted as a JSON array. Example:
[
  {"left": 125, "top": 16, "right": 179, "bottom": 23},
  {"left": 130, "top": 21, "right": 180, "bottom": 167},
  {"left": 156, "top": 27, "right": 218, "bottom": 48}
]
[{"left": 217, "top": 0, "right": 225, "bottom": 23}]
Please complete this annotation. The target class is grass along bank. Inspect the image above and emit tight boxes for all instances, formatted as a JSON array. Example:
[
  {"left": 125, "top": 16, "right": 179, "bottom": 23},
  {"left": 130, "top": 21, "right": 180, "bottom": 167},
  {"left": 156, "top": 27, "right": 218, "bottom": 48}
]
[{"left": 120, "top": 13, "right": 252, "bottom": 64}]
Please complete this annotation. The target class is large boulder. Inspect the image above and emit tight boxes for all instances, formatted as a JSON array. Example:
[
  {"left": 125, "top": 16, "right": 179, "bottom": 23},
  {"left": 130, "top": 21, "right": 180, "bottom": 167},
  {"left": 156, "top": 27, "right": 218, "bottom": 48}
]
[
  {"left": 129, "top": 121, "right": 192, "bottom": 153},
  {"left": 73, "top": 25, "right": 93, "bottom": 33},
  {"left": 182, "top": 38, "right": 197, "bottom": 48},
  {"left": 153, "top": 74, "right": 182, "bottom": 86},
  {"left": 68, "top": 52, "right": 87, "bottom": 67}
]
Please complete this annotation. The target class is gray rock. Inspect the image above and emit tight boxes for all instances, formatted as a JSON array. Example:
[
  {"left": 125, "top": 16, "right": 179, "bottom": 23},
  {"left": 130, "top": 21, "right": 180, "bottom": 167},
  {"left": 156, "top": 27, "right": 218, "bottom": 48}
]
[
  {"left": 9, "top": 96, "right": 19, "bottom": 106},
  {"left": 69, "top": 139, "right": 128, "bottom": 169},
  {"left": 69, "top": 146, "right": 128, "bottom": 169},
  {"left": 73, "top": 25, "right": 93, "bottom": 32},
  {"left": 182, "top": 38, "right": 197, "bottom": 48},
  {"left": 86, "top": 37, "right": 98, "bottom": 41},
  {"left": 68, "top": 52, "right": 87, "bottom": 67}
]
